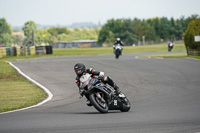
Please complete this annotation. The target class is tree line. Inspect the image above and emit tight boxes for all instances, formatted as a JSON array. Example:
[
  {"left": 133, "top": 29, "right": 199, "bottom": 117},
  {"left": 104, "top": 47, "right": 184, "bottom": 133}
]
[
  {"left": 0, "top": 19, "right": 100, "bottom": 47},
  {"left": 0, "top": 14, "right": 199, "bottom": 47},
  {"left": 98, "top": 14, "right": 200, "bottom": 46}
]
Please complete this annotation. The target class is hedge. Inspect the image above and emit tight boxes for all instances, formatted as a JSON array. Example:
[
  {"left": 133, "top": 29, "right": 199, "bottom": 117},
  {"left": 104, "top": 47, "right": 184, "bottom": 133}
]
[{"left": 184, "top": 19, "right": 200, "bottom": 56}]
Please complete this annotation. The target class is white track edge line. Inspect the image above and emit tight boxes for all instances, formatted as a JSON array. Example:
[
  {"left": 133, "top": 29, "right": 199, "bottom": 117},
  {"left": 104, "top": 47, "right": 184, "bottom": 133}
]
[{"left": 0, "top": 62, "right": 53, "bottom": 115}]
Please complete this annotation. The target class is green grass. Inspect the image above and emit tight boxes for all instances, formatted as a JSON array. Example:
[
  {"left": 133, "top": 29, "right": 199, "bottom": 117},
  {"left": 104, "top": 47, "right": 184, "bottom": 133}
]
[
  {"left": 1, "top": 42, "right": 186, "bottom": 59},
  {"left": 52, "top": 43, "right": 186, "bottom": 56},
  {"left": 53, "top": 47, "right": 113, "bottom": 56},
  {"left": 141, "top": 53, "right": 188, "bottom": 58},
  {"left": 189, "top": 56, "right": 200, "bottom": 59},
  {"left": 124, "top": 43, "right": 186, "bottom": 53},
  {"left": 0, "top": 60, "right": 46, "bottom": 113}
]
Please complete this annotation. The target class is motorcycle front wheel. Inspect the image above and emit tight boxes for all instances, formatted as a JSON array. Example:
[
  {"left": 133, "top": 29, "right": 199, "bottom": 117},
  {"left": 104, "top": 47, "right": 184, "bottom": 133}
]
[
  {"left": 89, "top": 92, "right": 108, "bottom": 113},
  {"left": 115, "top": 50, "right": 120, "bottom": 59}
]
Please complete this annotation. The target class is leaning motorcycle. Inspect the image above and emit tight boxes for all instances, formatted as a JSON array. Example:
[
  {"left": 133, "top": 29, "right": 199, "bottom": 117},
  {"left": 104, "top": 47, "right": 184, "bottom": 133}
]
[
  {"left": 79, "top": 73, "right": 131, "bottom": 113},
  {"left": 114, "top": 44, "right": 123, "bottom": 59}
]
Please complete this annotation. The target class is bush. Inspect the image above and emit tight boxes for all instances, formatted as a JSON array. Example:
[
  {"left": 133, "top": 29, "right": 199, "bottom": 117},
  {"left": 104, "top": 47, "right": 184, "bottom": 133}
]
[{"left": 184, "top": 19, "right": 200, "bottom": 49}]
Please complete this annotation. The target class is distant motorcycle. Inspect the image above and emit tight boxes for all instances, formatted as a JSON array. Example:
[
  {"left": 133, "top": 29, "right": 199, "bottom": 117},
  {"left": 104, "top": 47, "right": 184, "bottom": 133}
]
[
  {"left": 114, "top": 44, "right": 123, "bottom": 59},
  {"left": 79, "top": 73, "right": 131, "bottom": 113},
  {"left": 168, "top": 42, "right": 174, "bottom": 52}
]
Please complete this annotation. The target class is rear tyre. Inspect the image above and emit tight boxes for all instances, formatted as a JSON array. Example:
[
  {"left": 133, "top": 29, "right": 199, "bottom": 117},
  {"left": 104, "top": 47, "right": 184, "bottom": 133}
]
[{"left": 120, "top": 98, "right": 131, "bottom": 112}]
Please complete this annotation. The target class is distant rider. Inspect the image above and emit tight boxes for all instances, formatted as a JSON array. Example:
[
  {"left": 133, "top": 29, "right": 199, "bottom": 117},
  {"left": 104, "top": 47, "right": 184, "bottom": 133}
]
[
  {"left": 168, "top": 39, "right": 174, "bottom": 52},
  {"left": 74, "top": 63, "right": 121, "bottom": 106},
  {"left": 113, "top": 38, "right": 124, "bottom": 46},
  {"left": 113, "top": 38, "right": 124, "bottom": 54}
]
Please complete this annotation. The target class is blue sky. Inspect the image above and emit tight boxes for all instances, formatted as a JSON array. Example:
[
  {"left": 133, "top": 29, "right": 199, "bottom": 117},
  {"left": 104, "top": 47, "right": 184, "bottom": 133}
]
[{"left": 0, "top": 0, "right": 199, "bottom": 26}]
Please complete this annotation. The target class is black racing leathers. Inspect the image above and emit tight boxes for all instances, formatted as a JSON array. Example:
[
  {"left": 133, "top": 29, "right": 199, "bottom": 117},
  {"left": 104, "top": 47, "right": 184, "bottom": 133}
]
[
  {"left": 113, "top": 41, "right": 124, "bottom": 46},
  {"left": 75, "top": 68, "right": 100, "bottom": 89},
  {"left": 75, "top": 68, "right": 120, "bottom": 97}
]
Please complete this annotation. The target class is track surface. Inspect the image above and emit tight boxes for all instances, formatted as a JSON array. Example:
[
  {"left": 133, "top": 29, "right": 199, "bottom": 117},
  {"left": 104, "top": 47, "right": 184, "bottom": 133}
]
[{"left": 1, "top": 53, "right": 200, "bottom": 133}]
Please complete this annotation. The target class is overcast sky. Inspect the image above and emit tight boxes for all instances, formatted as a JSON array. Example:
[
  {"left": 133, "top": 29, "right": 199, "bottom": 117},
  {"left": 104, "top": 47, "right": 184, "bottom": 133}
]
[{"left": 0, "top": 0, "right": 199, "bottom": 26}]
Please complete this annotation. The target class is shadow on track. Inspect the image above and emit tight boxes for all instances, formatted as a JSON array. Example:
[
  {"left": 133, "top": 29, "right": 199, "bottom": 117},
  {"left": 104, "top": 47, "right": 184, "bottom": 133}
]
[{"left": 66, "top": 111, "right": 123, "bottom": 115}]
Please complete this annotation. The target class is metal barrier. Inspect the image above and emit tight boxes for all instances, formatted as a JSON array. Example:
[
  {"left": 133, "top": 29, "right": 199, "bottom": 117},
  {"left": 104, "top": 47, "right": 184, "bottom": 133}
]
[{"left": 186, "top": 47, "right": 200, "bottom": 56}]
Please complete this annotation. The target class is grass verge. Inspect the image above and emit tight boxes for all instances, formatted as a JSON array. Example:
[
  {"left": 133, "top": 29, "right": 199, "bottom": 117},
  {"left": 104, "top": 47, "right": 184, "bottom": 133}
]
[
  {"left": 140, "top": 53, "right": 188, "bottom": 58},
  {"left": 0, "top": 60, "right": 46, "bottom": 113},
  {"left": 1, "top": 43, "right": 186, "bottom": 60},
  {"left": 52, "top": 43, "right": 186, "bottom": 56}
]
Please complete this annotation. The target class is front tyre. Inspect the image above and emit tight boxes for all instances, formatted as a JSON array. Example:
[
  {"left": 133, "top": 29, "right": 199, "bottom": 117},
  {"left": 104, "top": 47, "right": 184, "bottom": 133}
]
[
  {"left": 120, "top": 97, "right": 131, "bottom": 112},
  {"left": 115, "top": 50, "right": 120, "bottom": 59},
  {"left": 89, "top": 92, "right": 108, "bottom": 113}
]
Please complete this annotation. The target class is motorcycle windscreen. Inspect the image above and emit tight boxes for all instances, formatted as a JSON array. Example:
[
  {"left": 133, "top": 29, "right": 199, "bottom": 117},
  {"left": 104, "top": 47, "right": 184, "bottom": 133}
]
[{"left": 80, "top": 73, "right": 91, "bottom": 88}]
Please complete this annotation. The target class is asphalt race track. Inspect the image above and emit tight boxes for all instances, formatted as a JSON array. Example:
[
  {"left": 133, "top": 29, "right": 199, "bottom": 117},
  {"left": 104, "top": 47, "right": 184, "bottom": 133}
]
[{"left": 1, "top": 53, "right": 200, "bottom": 133}]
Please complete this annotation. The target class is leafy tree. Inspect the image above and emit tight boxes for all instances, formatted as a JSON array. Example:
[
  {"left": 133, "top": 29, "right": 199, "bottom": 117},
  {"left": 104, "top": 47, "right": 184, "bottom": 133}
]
[
  {"left": 22, "top": 21, "right": 37, "bottom": 46},
  {"left": 47, "top": 27, "right": 70, "bottom": 42},
  {"left": 0, "top": 18, "right": 12, "bottom": 46},
  {"left": 22, "top": 21, "right": 37, "bottom": 37},
  {"left": 58, "top": 33, "right": 72, "bottom": 42},
  {"left": 98, "top": 26, "right": 110, "bottom": 44},
  {"left": 98, "top": 18, "right": 156, "bottom": 45},
  {"left": 158, "top": 17, "right": 170, "bottom": 40},
  {"left": 121, "top": 19, "right": 138, "bottom": 45},
  {"left": 146, "top": 17, "right": 161, "bottom": 41},
  {"left": 98, "top": 15, "right": 200, "bottom": 46},
  {"left": 35, "top": 29, "right": 52, "bottom": 45},
  {"left": 143, "top": 21, "right": 157, "bottom": 41},
  {"left": 174, "top": 15, "right": 199, "bottom": 40},
  {"left": 184, "top": 14, "right": 200, "bottom": 30},
  {"left": 184, "top": 19, "right": 200, "bottom": 49},
  {"left": 12, "top": 35, "right": 24, "bottom": 46},
  {"left": 174, "top": 19, "right": 184, "bottom": 40},
  {"left": 46, "top": 27, "right": 100, "bottom": 43},
  {"left": 104, "top": 31, "right": 115, "bottom": 46},
  {"left": 169, "top": 17, "right": 176, "bottom": 39},
  {"left": 121, "top": 30, "right": 138, "bottom": 45},
  {"left": 48, "top": 27, "right": 70, "bottom": 37},
  {"left": 98, "top": 19, "right": 124, "bottom": 45}
]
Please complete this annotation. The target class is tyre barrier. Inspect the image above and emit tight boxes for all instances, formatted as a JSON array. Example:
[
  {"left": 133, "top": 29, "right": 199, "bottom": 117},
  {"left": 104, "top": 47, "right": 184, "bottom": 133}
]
[
  {"left": 0, "top": 47, "right": 6, "bottom": 58},
  {"left": 35, "top": 46, "right": 52, "bottom": 55},
  {"left": 45, "top": 46, "right": 53, "bottom": 54},
  {"left": 0, "top": 46, "right": 53, "bottom": 58}
]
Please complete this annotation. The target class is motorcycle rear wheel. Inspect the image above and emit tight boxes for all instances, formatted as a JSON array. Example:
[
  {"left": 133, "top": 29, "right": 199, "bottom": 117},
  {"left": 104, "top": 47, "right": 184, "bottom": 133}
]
[
  {"left": 120, "top": 97, "right": 131, "bottom": 112},
  {"left": 89, "top": 92, "right": 108, "bottom": 113}
]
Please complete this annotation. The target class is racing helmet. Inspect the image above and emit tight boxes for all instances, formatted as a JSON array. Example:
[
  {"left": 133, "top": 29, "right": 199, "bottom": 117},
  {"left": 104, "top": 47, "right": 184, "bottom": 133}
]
[
  {"left": 74, "top": 63, "right": 86, "bottom": 76},
  {"left": 116, "top": 38, "right": 120, "bottom": 41}
]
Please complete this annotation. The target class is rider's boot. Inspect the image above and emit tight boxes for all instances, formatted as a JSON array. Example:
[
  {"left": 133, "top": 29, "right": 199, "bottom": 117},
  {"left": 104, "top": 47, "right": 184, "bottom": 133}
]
[
  {"left": 105, "top": 76, "right": 121, "bottom": 96},
  {"left": 113, "top": 83, "right": 121, "bottom": 95},
  {"left": 86, "top": 99, "right": 92, "bottom": 106}
]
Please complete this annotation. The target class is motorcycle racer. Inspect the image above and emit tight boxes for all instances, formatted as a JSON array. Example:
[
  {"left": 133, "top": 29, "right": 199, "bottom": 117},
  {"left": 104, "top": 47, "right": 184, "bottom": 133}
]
[
  {"left": 74, "top": 63, "right": 121, "bottom": 106},
  {"left": 113, "top": 38, "right": 124, "bottom": 46},
  {"left": 113, "top": 38, "right": 124, "bottom": 56}
]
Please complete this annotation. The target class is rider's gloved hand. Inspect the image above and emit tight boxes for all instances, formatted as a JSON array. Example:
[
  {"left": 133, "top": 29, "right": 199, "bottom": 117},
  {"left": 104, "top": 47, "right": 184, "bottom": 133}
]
[
  {"left": 98, "top": 71, "right": 105, "bottom": 81},
  {"left": 99, "top": 71, "right": 104, "bottom": 77},
  {"left": 79, "top": 88, "right": 85, "bottom": 96}
]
